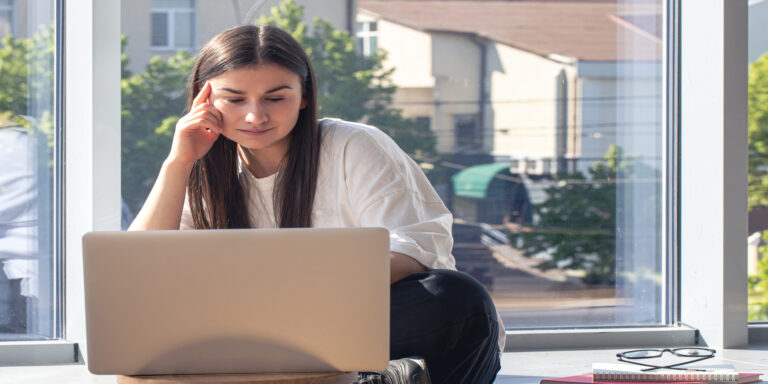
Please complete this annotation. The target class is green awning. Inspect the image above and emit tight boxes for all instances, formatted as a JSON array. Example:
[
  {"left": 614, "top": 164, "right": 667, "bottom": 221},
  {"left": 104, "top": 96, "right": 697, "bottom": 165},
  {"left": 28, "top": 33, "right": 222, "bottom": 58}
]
[{"left": 451, "top": 163, "right": 511, "bottom": 199}]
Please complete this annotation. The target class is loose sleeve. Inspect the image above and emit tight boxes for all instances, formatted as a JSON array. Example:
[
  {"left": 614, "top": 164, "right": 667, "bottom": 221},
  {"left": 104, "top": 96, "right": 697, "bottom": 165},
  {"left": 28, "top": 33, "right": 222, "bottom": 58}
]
[{"left": 343, "top": 128, "right": 457, "bottom": 270}]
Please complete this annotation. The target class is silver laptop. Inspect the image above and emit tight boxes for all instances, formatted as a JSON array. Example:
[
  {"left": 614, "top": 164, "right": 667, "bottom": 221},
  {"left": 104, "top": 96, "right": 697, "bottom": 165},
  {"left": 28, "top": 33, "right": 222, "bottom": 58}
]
[{"left": 83, "top": 227, "right": 390, "bottom": 375}]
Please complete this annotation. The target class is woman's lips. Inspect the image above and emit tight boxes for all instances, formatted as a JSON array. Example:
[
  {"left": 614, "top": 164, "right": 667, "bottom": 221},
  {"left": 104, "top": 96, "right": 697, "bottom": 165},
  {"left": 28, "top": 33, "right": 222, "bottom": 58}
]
[{"left": 238, "top": 128, "right": 272, "bottom": 136}]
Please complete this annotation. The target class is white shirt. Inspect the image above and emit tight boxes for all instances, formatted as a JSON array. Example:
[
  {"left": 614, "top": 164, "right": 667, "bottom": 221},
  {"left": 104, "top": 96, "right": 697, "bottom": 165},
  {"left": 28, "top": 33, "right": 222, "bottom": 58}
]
[
  {"left": 182, "top": 118, "right": 457, "bottom": 270},
  {"left": 181, "top": 118, "right": 506, "bottom": 351}
]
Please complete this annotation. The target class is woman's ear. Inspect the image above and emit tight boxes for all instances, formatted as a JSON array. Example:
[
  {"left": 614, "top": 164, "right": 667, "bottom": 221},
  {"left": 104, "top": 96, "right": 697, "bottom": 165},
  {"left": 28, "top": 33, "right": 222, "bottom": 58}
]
[{"left": 300, "top": 96, "right": 308, "bottom": 110}]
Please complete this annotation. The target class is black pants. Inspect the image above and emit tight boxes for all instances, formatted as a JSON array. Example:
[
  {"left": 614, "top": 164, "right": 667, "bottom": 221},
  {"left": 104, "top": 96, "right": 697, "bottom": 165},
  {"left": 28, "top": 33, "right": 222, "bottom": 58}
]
[{"left": 390, "top": 269, "right": 501, "bottom": 384}]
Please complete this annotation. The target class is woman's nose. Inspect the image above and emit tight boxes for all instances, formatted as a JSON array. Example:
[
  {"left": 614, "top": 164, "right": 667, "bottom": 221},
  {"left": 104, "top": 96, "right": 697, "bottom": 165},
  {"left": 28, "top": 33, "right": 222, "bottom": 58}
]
[{"left": 245, "top": 103, "right": 267, "bottom": 124}]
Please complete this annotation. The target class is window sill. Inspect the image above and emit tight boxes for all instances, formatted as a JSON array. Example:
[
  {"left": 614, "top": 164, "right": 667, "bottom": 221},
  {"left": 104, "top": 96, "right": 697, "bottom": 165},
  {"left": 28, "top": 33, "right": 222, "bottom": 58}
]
[
  {"left": 1, "top": 347, "right": 767, "bottom": 384},
  {"left": 504, "top": 325, "right": 698, "bottom": 351},
  {"left": 0, "top": 340, "right": 77, "bottom": 365}
]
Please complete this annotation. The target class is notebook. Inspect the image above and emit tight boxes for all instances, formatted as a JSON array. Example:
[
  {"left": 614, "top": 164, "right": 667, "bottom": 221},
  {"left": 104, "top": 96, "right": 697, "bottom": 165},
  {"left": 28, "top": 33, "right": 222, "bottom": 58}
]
[
  {"left": 541, "top": 373, "right": 763, "bottom": 384},
  {"left": 82, "top": 227, "right": 391, "bottom": 375},
  {"left": 592, "top": 363, "right": 747, "bottom": 382}
]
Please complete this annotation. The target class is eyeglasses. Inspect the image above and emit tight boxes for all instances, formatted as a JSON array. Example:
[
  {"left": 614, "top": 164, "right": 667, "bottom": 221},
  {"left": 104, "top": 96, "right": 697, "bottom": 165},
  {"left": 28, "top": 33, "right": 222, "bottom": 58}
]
[{"left": 616, "top": 348, "right": 717, "bottom": 371}]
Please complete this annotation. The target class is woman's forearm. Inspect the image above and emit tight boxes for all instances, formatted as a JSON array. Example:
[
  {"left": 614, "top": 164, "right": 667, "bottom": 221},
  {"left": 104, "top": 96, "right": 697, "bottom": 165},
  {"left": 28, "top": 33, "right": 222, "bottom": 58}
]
[
  {"left": 390, "top": 251, "right": 427, "bottom": 285},
  {"left": 128, "top": 159, "right": 195, "bottom": 231}
]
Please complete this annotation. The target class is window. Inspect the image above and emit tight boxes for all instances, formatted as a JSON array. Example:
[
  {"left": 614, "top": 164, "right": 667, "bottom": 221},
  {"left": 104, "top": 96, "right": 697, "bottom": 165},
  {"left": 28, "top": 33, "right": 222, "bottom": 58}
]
[
  {"left": 454, "top": 114, "right": 481, "bottom": 152},
  {"left": 151, "top": 0, "right": 195, "bottom": 50},
  {"left": 0, "top": 0, "right": 59, "bottom": 341},
  {"left": 0, "top": 0, "right": 13, "bottom": 39},
  {"left": 356, "top": 21, "right": 378, "bottom": 56}
]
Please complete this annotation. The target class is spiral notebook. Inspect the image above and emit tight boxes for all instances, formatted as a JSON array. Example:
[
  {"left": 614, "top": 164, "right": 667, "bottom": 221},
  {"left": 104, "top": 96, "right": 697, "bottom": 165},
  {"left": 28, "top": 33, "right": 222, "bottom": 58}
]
[
  {"left": 541, "top": 373, "right": 762, "bottom": 384},
  {"left": 591, "top": 363, "right": 759, "bottom": 383}
]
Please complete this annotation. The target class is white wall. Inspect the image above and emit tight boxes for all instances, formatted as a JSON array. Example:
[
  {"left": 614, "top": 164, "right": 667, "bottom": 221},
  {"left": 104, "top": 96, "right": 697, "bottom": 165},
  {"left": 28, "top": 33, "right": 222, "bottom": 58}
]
[{"left": 488, "top": 43, "right": 575, "bottom": 162}]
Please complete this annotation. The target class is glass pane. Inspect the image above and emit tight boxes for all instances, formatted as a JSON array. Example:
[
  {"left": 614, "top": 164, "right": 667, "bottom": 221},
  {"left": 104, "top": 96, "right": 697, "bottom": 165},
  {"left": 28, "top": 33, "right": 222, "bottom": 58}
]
[
  {"left": 748, "top": 0, "right": 768, "bottom": 323},
  {"left": 121, "top": 0, "right": 667, "bottom": 331},
  {"left": 0, "top": 0, "right": 57, "bottom": 340},
  {"left": 154, "top": 0, "right": 193, "bottom": 9},
  {"left": 173, "top": 11, "right": 194, "bottom": 48},
  {"left": 359, "top": 0, "right": 664, "bottom": 328},
  {"left": 151, "top": 12, "right": 168, "bottom": 47}
]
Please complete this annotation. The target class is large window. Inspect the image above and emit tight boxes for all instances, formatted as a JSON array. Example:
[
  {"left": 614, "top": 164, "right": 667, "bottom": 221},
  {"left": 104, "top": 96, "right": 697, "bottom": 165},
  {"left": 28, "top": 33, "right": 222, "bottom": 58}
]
[
  {"left": 0, "top": 0, "right": 59, "bottom": 341},
  {"left": 151, "top": 0, "right": 195, "bottom": 50}
]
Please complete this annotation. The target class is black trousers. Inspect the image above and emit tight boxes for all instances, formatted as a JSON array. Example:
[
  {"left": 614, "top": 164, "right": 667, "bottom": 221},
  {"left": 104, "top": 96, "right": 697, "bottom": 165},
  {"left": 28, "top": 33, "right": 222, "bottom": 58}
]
[{"left": 389, "top": 269, "right": 501, "bottom": 384}]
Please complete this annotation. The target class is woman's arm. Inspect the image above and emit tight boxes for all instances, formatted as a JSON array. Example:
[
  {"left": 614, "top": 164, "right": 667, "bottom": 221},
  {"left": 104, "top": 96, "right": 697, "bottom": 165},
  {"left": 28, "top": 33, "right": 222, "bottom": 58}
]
[
  {"left": 390, "top": 251, "right": 427, "bottom": 284},
  {"left": 128, "top": 82, "right": 222, "bottom": 231},
  {"left": 128, "top": 160, "right": 194, "bottom": 231}
]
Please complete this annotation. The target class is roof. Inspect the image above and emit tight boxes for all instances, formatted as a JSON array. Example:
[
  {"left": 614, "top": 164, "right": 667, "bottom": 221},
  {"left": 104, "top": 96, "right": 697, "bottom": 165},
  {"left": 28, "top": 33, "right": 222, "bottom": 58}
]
[
  {"left": 452, "top": 163, "right": 511, "bottom": 199},
  {"left": 359, "top": 0, "right": 662, "bottom": 62}
]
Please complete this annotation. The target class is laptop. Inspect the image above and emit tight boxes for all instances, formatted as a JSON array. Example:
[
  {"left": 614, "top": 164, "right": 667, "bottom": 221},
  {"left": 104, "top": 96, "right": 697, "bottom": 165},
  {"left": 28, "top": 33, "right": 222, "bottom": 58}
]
[{"left": 82, "top": 227, "right": 390, "bottom": 375}]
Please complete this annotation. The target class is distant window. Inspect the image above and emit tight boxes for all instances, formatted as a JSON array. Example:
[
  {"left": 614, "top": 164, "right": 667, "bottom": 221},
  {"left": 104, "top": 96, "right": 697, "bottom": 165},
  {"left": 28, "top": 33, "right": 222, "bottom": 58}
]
[
  {"left": 0, "top": 0, "right": 13, "bottom": 39},
  {"left": 356, "top": 21, "right": 378, "bottom": 56},
  {"left": 454, "top": 114, "right": 481, "bottom": 151},
  {"left": 151, "top": 0, "right": 195, "bottom": 50}
]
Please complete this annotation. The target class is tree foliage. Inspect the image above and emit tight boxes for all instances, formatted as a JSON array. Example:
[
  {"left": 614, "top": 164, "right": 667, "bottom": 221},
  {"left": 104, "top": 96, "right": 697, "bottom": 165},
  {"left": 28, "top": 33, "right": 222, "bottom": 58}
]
[
  {"left": 509, "top": 146, "right": 645, "bottom": 285},
  {"left": 749, "top": 53, "right": 768, "bottom": 210},
  {"left": 0, "top": 25, "right": 55, "bottom": 138},
  {"left": 121, "top": 48, "right": 195, "bottom": 211}
]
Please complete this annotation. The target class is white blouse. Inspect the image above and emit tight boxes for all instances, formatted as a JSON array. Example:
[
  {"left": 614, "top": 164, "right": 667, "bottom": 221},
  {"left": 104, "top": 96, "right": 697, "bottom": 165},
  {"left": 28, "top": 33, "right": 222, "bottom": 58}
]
[{"left": 181, "top": 118, "right": 457, "bottom": 270}]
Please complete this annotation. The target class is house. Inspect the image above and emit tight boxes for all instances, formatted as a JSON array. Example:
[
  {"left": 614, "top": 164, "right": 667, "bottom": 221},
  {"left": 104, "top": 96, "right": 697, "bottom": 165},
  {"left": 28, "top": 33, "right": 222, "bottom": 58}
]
[{"left": 358, "top": 0, "right": 662, "bottom": 176}]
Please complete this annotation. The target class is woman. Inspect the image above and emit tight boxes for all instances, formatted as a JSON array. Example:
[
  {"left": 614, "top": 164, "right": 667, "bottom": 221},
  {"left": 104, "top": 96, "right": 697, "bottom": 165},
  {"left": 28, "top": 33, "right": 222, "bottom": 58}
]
[{"left": 129, "top": 24, "right": 503, "bottom": 384}]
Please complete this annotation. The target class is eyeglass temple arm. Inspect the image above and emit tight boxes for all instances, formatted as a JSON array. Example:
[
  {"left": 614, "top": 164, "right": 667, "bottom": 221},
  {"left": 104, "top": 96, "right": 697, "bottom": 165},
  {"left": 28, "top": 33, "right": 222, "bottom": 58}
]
[{"left": 617, "top": 355, "right": 714, "bottom": 371}]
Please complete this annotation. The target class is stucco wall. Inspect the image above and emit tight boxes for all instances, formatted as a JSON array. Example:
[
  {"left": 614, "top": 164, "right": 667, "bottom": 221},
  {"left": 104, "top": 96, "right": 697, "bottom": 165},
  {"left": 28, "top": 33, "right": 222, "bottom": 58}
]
[{"left": 488, "top": 43, "right": 575, "bottom": 161}]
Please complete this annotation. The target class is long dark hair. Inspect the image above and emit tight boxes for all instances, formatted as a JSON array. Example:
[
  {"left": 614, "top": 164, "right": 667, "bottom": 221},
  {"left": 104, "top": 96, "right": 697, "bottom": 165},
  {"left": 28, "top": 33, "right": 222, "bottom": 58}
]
[{"left": 186, "top": 25, "right": 320, "bottom": 229}]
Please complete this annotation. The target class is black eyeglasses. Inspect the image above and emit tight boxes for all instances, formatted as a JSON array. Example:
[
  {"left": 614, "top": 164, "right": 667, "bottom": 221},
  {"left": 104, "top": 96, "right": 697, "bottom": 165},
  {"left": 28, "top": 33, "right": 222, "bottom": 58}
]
[{"left": 616, "top": 348, "right": 717, "bottom": 371}]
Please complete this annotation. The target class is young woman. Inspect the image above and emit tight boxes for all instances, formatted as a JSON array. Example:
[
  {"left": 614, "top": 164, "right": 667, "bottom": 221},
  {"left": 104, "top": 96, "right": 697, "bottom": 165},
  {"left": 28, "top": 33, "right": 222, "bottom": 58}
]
[{"left": 129, "top": 25, "right": 503, "bottom": 384}]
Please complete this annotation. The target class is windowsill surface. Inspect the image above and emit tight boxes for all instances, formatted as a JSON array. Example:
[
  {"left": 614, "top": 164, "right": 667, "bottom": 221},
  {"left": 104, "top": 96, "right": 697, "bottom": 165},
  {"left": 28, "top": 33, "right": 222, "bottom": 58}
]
[{"left": 1, "top": 347, "right": 767, "bottom": 384}]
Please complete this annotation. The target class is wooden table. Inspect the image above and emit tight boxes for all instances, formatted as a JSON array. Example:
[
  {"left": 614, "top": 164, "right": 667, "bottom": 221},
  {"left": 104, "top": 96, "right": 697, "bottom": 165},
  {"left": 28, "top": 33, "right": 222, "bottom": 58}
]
[{"left": 116, "top": 372, "right": 358, "bottom": 384}]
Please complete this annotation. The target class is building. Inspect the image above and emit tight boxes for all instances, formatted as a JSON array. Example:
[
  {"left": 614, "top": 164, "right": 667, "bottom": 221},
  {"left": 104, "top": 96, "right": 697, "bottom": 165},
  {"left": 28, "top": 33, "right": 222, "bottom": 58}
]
[
  {"left": 358, "top": 0, "right": 662, "bottom": 175},
  {"left": 121, "top": 0, "right": 357, "bottom": 75}
]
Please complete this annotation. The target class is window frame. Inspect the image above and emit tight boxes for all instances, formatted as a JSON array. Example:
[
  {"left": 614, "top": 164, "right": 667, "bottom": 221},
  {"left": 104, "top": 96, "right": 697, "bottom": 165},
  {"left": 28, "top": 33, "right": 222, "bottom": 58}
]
[
  {"left": 150, "top": 0, "right": 196, "bottom": 51},
  {"left": 2, "top": 0, "right": 766, "bottom": 365},
  {"left": 356, "top": 21, "right": 378, "bottom": 57}
]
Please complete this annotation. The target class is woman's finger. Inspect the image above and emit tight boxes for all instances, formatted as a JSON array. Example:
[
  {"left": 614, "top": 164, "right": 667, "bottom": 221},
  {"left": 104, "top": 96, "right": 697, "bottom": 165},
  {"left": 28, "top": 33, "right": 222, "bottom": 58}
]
[{"left": 191, "top": 81, "right": 211, "bottom": 108}]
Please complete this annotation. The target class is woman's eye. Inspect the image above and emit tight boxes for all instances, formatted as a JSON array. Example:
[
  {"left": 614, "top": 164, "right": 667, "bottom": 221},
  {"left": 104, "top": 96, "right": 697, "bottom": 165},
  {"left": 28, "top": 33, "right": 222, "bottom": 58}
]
[
  {"left": 226, "top": 98, "right": 244, "bottom": 103},
  {"left": 266, "top": 97, "right": 285, "bottom": 103}
]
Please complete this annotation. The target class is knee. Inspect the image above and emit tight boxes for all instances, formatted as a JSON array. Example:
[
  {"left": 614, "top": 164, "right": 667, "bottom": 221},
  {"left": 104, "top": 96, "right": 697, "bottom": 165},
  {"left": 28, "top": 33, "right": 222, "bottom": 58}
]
[{"left": 423, "top": 269, "right": 497, "bottom": 321}]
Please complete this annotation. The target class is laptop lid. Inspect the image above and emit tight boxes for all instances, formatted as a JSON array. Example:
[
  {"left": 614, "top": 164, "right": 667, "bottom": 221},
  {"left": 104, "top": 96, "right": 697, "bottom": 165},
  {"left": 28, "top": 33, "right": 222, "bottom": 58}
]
[{"left": 83, "top": 227, "right": 390, "bottom": 375}]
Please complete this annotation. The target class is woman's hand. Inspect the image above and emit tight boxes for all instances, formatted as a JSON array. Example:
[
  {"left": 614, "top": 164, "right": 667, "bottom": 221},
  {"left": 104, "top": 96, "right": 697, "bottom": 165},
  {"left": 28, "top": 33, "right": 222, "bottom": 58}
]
[{"left": 167, "top": 81, "right": 224, "bottom": 165}]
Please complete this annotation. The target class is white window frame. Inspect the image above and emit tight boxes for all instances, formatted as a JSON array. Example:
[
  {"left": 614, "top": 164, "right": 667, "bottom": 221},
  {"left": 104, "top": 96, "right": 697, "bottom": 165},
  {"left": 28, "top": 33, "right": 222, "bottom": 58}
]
[
  {"left": 0, "top": 0, "right": 14, "bottom": 37},
  {"left": 356, "top": 21, "right": 377, "bottom": 57},
  {"left": 151, "top": 1, "right": 196, "bottom": 51},
  {"left": 2, "top": 0, "right": 767, "bottom": 366}
]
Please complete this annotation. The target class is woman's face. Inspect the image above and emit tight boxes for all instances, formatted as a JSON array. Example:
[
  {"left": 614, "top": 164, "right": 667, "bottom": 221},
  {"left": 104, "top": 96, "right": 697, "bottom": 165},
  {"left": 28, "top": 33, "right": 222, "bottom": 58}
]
[{"left": 207, "top": 63, "right": 306, "bottom": 154}]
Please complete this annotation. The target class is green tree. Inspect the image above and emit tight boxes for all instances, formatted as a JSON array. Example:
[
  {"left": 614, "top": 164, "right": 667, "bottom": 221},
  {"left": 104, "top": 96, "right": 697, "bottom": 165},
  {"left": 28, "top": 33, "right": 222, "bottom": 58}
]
[
  {"left": 509, "top": 146, "right": 643, "bottom": 285},
  {"left": 0, "top": 25, "right": 55, "bottom": 139},
  {"left": 749, "top": 53, "right": 768, "bottom": 209},
  {"left": 120, "top": 46, "right": 195, "bottom": 212}
]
